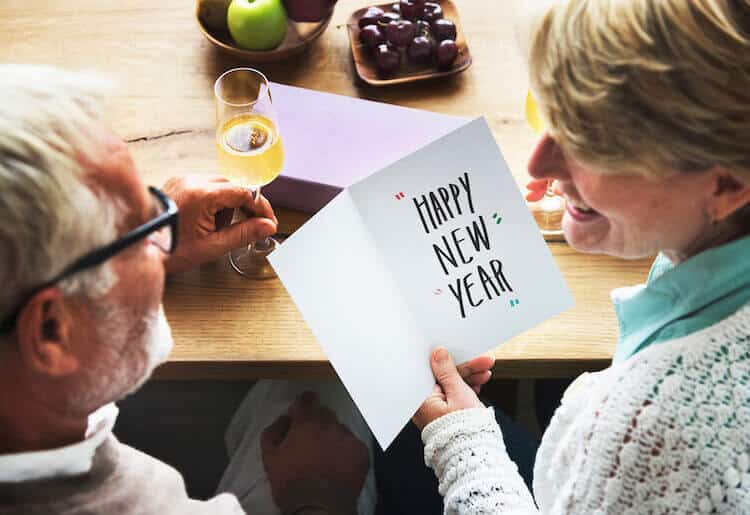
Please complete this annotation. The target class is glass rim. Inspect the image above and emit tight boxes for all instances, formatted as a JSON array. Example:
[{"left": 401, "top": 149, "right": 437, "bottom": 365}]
[{"left": 214, "top": 67, "right": 271, "bottom": 108}]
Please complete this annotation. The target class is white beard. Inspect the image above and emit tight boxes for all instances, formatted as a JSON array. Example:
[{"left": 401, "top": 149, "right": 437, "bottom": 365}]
[
  {"left": 142, "top": 304, "right": 174, "bottom": 374},
  {"left": 122, "top": 304, "right": 174, "bottom": 396},
  {"left": 71, "top": 304, "right": 176, "bottom": 410}
]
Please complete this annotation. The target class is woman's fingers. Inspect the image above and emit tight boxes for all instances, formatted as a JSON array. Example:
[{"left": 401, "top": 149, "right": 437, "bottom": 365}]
[
  {"left": 458, "top": 354, "right": 496, "bottom": 380},
  {"left": 526, "top": 178, "right": 549, "bottom": 202},
  {"left": 467, "top": 370, "right": 493, "bottom": 387}
]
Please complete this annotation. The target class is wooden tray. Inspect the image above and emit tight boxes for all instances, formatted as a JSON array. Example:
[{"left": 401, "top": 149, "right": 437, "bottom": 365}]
[
  {"left": 195, "top": 1, "right": 333, "bottom": 63},
  {"left": 346, "top": 0, "right": 472, "bottom": 86}
]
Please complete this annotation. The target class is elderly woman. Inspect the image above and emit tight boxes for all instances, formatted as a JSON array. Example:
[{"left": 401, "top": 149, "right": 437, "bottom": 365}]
[{"left": 403, "top": 0, "right": 750, "bottom": 513}]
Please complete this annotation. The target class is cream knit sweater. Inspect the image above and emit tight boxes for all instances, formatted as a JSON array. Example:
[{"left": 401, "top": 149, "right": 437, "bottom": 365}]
[{"left": 422, "top": 304, "right": 750, "bottom": 514}]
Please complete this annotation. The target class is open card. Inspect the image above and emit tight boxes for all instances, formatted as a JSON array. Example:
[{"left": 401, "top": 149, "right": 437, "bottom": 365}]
[{"left": 269, "top": 117, "right": 574, "bottom": 448}]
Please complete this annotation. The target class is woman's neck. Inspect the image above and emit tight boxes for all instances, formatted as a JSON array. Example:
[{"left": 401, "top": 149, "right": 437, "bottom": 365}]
[{"left": 664, "top": 217, "right": 750, "bottom": 265}]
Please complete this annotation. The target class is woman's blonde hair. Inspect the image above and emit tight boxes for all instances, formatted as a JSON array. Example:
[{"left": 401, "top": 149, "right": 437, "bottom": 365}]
[{"left": 528, "top": 0, "right": 750, "bottom": 183}]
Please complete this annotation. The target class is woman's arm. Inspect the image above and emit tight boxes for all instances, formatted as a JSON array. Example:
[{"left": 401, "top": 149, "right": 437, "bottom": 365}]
[
  {"left": 423, "top": 407, "right": 538, "bottom": 514},
  {"left": 414, "top": 349, "right": 538, "bottom": 514}
]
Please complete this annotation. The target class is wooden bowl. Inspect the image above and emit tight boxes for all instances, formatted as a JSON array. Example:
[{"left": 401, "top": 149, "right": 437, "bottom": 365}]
[
  {"left": 195, "top": 0, "right": 333, "bottom": 63},
  {"left": 346, "top": 0, "right": 472, "bottom": 86}
]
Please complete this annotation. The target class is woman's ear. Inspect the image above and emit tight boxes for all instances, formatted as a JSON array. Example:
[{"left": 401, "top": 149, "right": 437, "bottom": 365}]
[
  {"left": 15, "top": 288, "right": 79, "bottom": 377},
  {"left": 708, "top": 168, "right": 750, "bottom": 223}
]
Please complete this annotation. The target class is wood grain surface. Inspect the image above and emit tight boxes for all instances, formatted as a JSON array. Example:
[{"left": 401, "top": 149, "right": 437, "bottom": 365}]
[{"left": 0, "top": 0, "right": 653, "bottom": 378}]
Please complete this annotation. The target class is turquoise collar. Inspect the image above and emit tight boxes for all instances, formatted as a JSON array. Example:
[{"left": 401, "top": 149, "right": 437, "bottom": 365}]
[{"left": 612, "top": 235, "right": 750, "bottom": 363}]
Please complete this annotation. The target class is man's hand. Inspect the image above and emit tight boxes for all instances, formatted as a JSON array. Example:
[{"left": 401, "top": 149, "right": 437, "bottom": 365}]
[
  {"left": 162, "top": 175, "right": 278, "bottom": 274},
  {"left": 413, "top": 348, "right": 486, "bottom": 430},
  {"left": 261, "top": 391, "right": 369, "bottom": 515}
]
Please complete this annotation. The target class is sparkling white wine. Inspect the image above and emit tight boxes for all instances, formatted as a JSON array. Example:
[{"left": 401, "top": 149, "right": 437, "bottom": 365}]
[{"left": 216, "top": 113, "right": 284, "bottom": 188}]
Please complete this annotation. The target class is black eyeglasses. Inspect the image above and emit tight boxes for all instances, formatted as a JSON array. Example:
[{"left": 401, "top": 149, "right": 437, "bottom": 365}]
[{"left": 0, "top": 186, "right": 179, "bottom": 333}]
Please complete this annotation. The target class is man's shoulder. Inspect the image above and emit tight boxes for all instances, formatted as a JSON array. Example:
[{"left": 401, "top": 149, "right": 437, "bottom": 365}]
[
  {"left": 0, "top": 437, "right": 244, "bottom": 515},
  {"left": 110, "top": 438, "right": 245, "bottom": 515}
]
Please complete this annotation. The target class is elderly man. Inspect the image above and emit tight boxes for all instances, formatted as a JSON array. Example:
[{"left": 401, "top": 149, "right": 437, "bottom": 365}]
[{"left": 0, "top": 65, "right": 372, "bottom": 514}]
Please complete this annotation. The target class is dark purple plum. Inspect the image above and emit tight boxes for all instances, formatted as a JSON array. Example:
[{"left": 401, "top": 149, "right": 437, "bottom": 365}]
[
  {"left": 374, "top": 43, "right": 401, "bottom": 74},
  {"left": 400, "top": 0, "right": 425, "bottom": 21},
  {"left": 431, "top": 18, "right": 456, "bottom": 41},
  {"left": 358, "top": 7, "right": 384, "bottom": 28},
  {"left": 359, "top": 24, "right": 385, "bottom": 50},
  {"left": 436, "top": 39, "right": 458, "bottom": 67},
  {"left": 422, "top": 2, "right": 443, "bottom": 22},
  {"left": 407, "top": 35, "right": 433, "bottom": 64},
  {"left": 385, "top": 19, "right": 416, "bottom": 47}
]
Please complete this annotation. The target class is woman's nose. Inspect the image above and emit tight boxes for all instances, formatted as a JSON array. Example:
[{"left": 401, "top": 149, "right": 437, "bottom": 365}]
[{"left": 528, "top": 133, "right": 570, "bottom": 181}]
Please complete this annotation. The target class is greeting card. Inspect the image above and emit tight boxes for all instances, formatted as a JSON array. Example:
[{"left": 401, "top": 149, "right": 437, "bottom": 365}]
[{"left": 269, "top": 117, "right": 574, "bottom": 448}]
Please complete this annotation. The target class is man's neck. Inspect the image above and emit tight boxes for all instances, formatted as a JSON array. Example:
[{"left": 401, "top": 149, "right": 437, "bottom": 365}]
[{"left": 0, "top": 366, "right": 88, "bottom": 454}]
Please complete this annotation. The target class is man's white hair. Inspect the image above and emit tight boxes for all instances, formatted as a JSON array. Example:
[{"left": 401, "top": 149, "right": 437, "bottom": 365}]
[{"left": 0, "top": 64, "right": 121, "bottom": 327}]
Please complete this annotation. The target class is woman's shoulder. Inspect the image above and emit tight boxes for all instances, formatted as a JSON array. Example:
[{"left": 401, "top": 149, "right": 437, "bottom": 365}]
[
  {"left": 556, "top": 303, "right": 750, "bottom": 413},
  {"left": 566, "top": 302, "right": 750, "bottom": 436},
  {"left": 615, "top": 301, "right": 750, "bottom": 388},
  {"left": 536, "top": 303, "right": 750, "bottom": 513}
]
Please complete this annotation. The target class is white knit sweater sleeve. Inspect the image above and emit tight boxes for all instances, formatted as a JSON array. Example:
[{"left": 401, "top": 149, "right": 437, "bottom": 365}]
[
  {"left": 422, "top": 305, "right": 750, "bottom": 514},
  {"left": 422, "top": 407, "right": 538, "bottom": 514}
]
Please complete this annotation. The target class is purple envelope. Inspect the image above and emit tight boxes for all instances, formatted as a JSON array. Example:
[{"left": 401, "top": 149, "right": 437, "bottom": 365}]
[{"left": 263, "top": 83, "right": 468, "bottom": 212}]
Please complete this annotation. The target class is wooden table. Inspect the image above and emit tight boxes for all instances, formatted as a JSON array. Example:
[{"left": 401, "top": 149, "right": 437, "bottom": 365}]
[{"left": 1, "top": 0, "right": 653, "bottom": 378}]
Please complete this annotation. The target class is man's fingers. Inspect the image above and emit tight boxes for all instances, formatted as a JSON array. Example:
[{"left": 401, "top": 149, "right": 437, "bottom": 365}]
[
  {"left": 219, "top": 217, "right": 277, "bottom": 251},
  {"left": 246, "top": 193, "right": 278, "bottom": 225},
  {"left": 206, "top": 183, "right": 278, "bottom": 228},
  {"left": 289, "top": 391, "right": 321, "bottom": 421},
  {"left": 430, "top": 348, "right": 467, "bottom": 398},
  {"left": 215, "top": 207, "right": 234, "bottom": 231},
  {"left": 318, "top": 406, "right": 338, "bottom": 425},
  {"left": 208, "top": 185, "right": 255, "bottom": 213},
  {"left": 261, "top": 414, "right": 292, "bottom": 452}
]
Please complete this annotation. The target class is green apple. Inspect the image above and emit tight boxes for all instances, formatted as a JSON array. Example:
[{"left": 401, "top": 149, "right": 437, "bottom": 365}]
[{"left": 227, "top": 0, "right": 288, "bottom": 51}]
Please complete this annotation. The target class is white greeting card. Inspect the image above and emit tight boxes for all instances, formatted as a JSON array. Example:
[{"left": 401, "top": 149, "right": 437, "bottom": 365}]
[{"left": 269, "top": 117, "right": 574, "bottom": 448}]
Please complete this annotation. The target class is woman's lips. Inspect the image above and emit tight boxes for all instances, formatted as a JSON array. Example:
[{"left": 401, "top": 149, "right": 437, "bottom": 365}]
[{"left": 565, "top": 198, "right": 600, "bottom": 222}]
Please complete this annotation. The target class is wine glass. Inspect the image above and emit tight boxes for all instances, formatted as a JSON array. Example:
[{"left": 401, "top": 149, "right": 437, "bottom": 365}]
[
  {"left": 525, "top": 90, "right": 564, "bottom": 238},
  {"left": 214, "top": 68, "right": 284, "bottom": 279}
]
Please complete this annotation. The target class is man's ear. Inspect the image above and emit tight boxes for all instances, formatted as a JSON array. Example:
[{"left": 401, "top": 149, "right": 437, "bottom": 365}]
[
  {"left": 15, "top": 288, "right": 79, "bottom": 376},
  {"left": 710, "top": 168, "right": 750, "bottom": 222}
]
